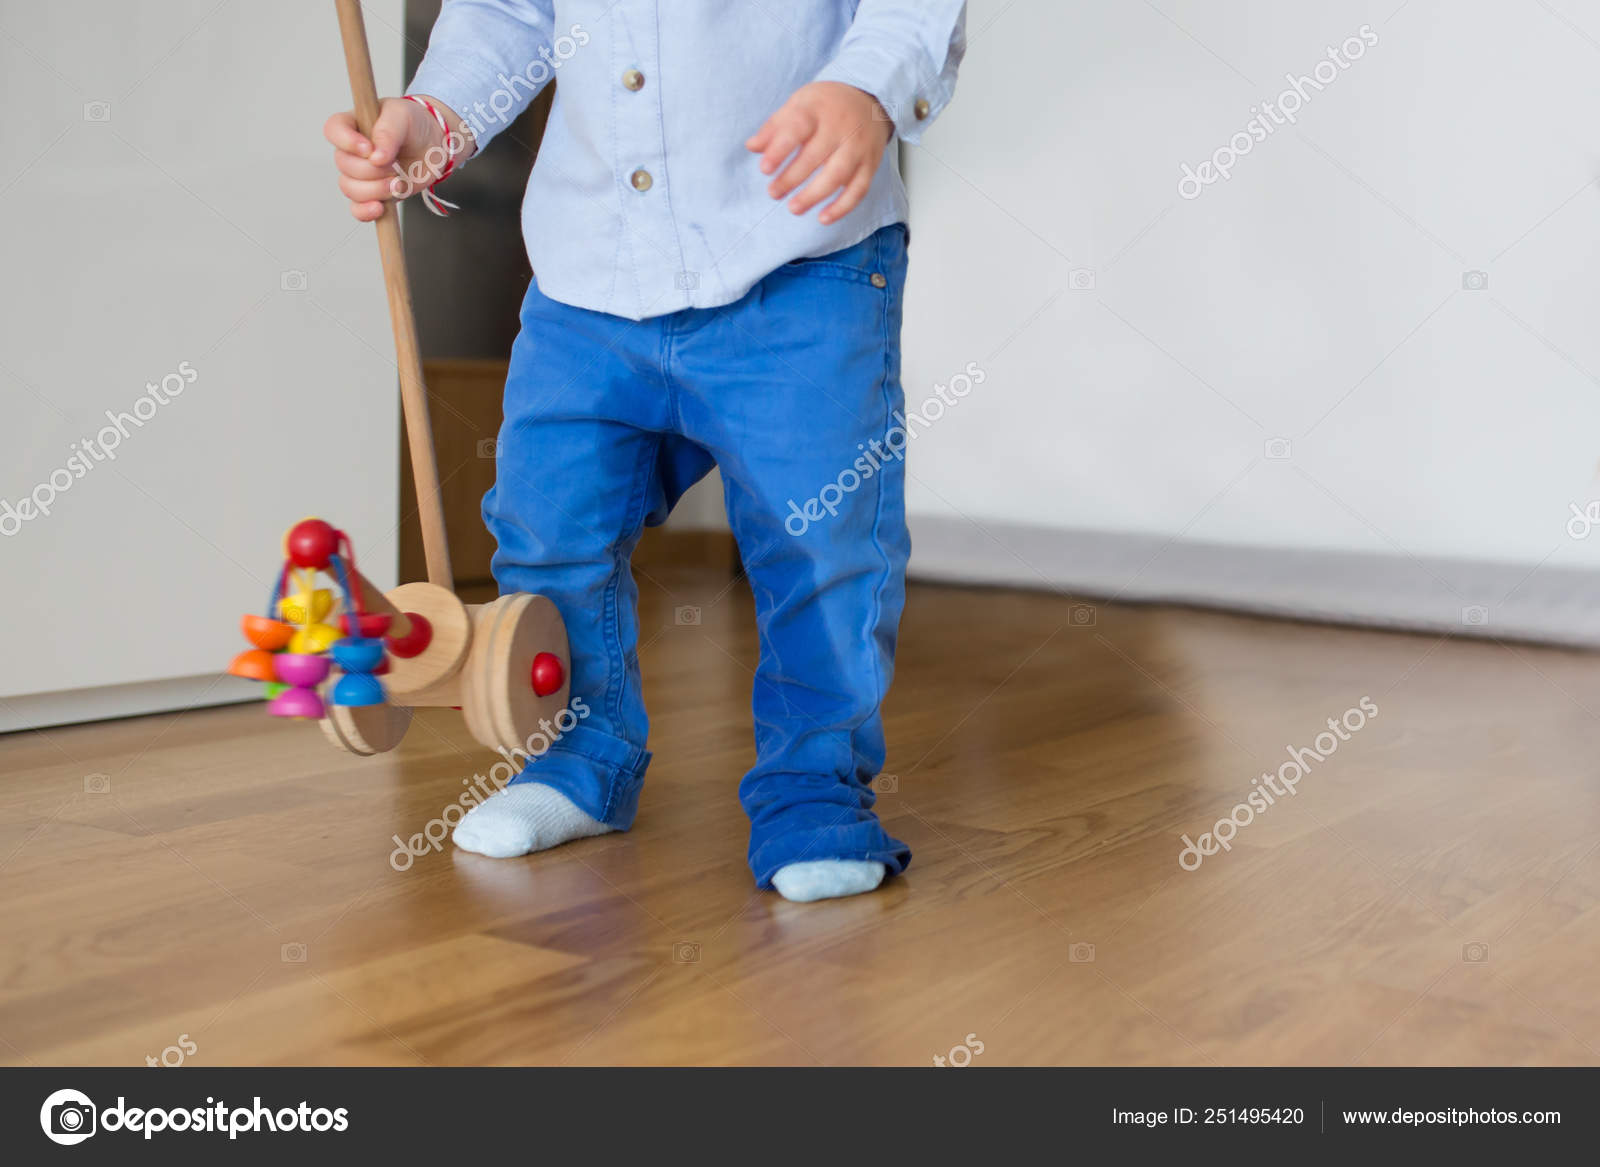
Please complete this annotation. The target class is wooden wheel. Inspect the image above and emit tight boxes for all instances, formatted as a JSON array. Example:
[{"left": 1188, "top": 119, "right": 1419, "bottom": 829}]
[
  {"left": 460, "top": 593, "right": 571, "bottom": 757},
  {"left": 320, "top": 698, "right": 413, "bottom": 755},
  {"left": 381, "top": 581, "right": 471, "bottom": 698}
]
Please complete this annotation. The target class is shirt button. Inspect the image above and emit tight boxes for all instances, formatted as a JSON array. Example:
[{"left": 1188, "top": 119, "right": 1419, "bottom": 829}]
[
  {"left": 913, "top": 98, "right": 931, "bottom": 120},
  {"left": 622, "top": 68, "right": 645, "bottom": 91},
  {"left": 870, "top": 273, "right": 888, "bottom": 289},
  {"left": 630, "top": 168, "right": 653, "bottom": 192}
]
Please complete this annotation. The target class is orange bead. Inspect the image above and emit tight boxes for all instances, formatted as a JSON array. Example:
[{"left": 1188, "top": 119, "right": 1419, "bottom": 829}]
[
  {"left": 242, "top": 614, "right": 294, "bottom": 651},
  {"left": 228, "top": 648, "right": 277, "bottom": 682}
]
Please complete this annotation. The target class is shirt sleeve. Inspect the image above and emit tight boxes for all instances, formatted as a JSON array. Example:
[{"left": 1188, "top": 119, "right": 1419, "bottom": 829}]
[
  {"left": 812, "top": 0, "right": 967, "bottom": 145},
  {"left": 406, "top": 0, "right": 562, "bottom": 152}
]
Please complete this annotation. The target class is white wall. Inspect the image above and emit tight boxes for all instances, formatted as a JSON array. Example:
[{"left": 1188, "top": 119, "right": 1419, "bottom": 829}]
[
  {"left": 901, "top": 0, "right": 1600, "bottom": 590},
  {"left": 0, "top": 2, "right": 407, "bottom": 727}
]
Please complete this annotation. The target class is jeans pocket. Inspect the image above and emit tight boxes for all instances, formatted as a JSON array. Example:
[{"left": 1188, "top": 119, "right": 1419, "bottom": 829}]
[
  {"left": 780, "top": 256, "right": 882, "bottom": 287},
  {"left": 780, "top": 226, "right": 900, "bottom": 288}
]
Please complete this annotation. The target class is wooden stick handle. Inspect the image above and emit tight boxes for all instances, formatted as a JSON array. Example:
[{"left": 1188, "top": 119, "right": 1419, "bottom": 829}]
[{"left": 333, "top": 0, "right": 454, "bottom": 592}]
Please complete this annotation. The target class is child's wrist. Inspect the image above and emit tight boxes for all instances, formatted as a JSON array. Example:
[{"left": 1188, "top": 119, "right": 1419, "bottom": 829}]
[{"left": 409, "top": 94, "right": 477, "bottom": 164}]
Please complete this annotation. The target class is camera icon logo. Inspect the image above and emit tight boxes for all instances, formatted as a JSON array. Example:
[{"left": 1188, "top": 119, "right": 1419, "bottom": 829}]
[
  {"left": 280, "top": 270, "right": 308, "bottom": 293},
  {"left": 281, "top": 941, "right": 307, "bottom": 963},
  {"left": 1068, "top": 267, "right": 1096, "bottom": 291},
  {"left": 674, "top": 271, "right": 700, "bottom": 291},
  {"left": 1069, "top": 942, "right": 1096, "bottom": 963},
  {"left": 675, "top": 605, "right": 702, "bottom": 626},
  {"left": 672, "top": 941, "right": 701, "bottom": 963},
  {"left": 477, "top": 438, "right": 502, "bottom": 459},
  {"left": 40, "top": 1088, "right": 97, "bottom": 1145},
  {"left": 1462, "top": 270, "right": 1489, "bottom": 292},
  {"left": 1567, "top": 501, "right": 1600, "bottom": 540},
  {"left": 83, "top": 101, "right": 111, "bottom": 123},
  {"left": 1461, "top": 605, "right": 1489, "bottom": 627},
  {"left": 1069, "top": 603, "right": 1096, "bottom": 627},
  {"left": 871, "top": 773, "right": 899, "bottom": 795},
  {"left": 1264, "top": 437, "right": 1292, "bottom": 461},
  {"left": 1462, "top": 942, "right": 1489, "bottom": 963},
  {"left": 83, "top": 773, "right": 110, "bottom": 794}
]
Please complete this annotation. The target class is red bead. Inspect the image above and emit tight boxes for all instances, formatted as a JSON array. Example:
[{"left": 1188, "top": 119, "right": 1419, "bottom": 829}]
[
  {"left": 286, "top": 519, "right": 339, "bottom": 570},
  {"left": 386, "top": 612, "right": 433, "bottom": 659},
  {"left": 340, "top": 611, "right": 393, "bottom": 638},
  {"left": 530, "top": 652, "right": 565, "bottom": 697}
]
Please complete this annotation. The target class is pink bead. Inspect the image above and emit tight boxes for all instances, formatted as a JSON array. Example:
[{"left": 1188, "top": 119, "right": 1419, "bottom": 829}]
[
  {"left": 268, "top": 686, "right": 325, "bottom": 719},
  {"left": 274, "top": 653, "right": 331, "bottom": 687}
]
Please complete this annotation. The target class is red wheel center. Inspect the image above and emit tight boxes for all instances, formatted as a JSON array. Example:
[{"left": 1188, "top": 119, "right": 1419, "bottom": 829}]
[
  {"left": 386, "top": 612, "right": 433, "bottom": 659},
  {"left": 530, "top": 652, "right": 565, "bottom": 697}
]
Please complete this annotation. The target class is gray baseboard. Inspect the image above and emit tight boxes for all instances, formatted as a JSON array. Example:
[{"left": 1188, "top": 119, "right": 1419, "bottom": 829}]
[
  {"left": 0, "top": 674, "right": 258, "bottom": 735},
  {"left": 6, "top": 524, "right": 1592, "bottom": 737},
  {"left": 908, "top": 516, "right": 1600, "bottom": 650}
]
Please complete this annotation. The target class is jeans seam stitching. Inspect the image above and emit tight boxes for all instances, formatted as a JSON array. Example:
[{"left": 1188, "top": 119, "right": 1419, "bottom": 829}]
[
  {"left": 602, "top": 434, "right": 660, "bottom": 762},
  {"left": 864, "top": 228, "right": 897, "bottom": 788}
]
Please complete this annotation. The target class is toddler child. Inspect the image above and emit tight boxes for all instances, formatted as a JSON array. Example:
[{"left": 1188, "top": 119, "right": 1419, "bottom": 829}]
[{"left": 325, "top": 0, "right": 966, "bottom": 901}]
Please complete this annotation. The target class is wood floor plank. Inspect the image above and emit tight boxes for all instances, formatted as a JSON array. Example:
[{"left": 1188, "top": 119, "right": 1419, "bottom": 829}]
[{"left": 2, "top": 561, "right": 1597, "bottom": 1064}]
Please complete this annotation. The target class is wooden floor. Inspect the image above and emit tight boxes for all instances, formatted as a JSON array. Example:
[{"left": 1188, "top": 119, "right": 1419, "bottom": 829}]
[{"left": 3, "top": 553, "right": 1599, "bottom": 1066}]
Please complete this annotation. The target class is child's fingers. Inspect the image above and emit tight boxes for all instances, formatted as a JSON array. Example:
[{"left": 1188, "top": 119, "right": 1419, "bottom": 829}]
[
  {"left": 745, "top": 118, "right": 776, "bottom": 153},
  {"left": 333, "top": 149, "right": 392, "bottom": 183},
  {"left": 758, "top": 126, "right": 805, "bottom": 176},
  {"left": 339, "top": 173, "right": 397, "bottom": 205},
  {"left": 368, "top": 100, "right": 413, "bottom": 166},
  {"left": 759, "top": 108, "right": 818, "bottom": 175},
  {"left": 323, "top": 111, "right": 372, "bottom": 157},
  {"left": 788, "top": 150, "right": 854, "bottom": 215},
  {"left": 818, "top": 167, "right": 874, "bottom": 225},
  {"left": 350, "top": 200, "right": 385, "bottom": 222},
  {"left": 769, "top": 134, "right": 834, "bottom": 199}
]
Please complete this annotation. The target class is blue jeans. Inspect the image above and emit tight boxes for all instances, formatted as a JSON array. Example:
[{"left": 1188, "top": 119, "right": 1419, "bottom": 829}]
[{"left": 485, "top": 224, "right": 912, "bottom": 888}]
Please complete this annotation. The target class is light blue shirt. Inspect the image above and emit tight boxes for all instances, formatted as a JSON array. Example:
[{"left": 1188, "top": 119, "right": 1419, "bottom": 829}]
[{"left": 409, "top": 0, "right": 966, "bottom": 320}]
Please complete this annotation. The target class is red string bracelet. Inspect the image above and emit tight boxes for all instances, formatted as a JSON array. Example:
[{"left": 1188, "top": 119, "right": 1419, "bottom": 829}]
[{"left": 402, "top": 95, "right": 464, "bottom": 217}]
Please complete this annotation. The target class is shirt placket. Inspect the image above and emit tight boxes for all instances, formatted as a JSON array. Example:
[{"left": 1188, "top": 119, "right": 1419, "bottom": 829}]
[{"left": 613, "top": 2, "right": 679, "bottom": 314}]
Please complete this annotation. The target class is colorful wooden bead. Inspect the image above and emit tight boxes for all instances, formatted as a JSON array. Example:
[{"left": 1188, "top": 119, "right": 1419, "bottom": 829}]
[
  {"left": 228, "top": 648, "right": 278, "bottom": 682},
  {"left": 242, "top": 614, "right": 294, "bottom": 651},
  {"left": 331, "top": 636, "right": 385, "bottom": 673},
  {"left": 279, "top": 588, "right": 333, "bottom": 626},
  {"left": 332, "top": 672, "right": 385, "bottom": 707},
  {"left": 268, "top": 686, "right": 325, "bottom": 719},
  {"left": 340, "top": 611, "right": 393, "bottom": 638},
  {"left": 288, "top": 622, "right": 340, "bottom": 655},
  {"left": 273, "top": 653, "right": 331, "bottom": 687},
  {"left": 285, "top": 518, "right": 339, "bottom": 570}
]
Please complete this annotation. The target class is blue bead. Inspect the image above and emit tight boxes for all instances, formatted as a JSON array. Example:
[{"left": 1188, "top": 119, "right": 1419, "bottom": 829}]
[
  {"left": 330, "top": 636, "right": 386, "bottom": 673},
  {"left": 332, "top": 672, "right": 386, "bottom": 707}
]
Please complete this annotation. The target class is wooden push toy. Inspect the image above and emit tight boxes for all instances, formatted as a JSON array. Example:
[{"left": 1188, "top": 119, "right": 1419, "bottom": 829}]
[{"left": 226, "top": 1, "right": 571, "bottom": 760}]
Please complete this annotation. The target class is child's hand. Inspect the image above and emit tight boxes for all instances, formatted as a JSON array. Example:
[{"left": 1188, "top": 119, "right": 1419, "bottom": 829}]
[
  {"left": 746, "top": 82, "right": 893, "bottom": 226},
  {"left": 323, "top": 96, "right": 469, "bottom": 222}
]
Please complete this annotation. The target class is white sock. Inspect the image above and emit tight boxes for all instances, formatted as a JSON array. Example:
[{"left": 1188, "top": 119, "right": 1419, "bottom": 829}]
[
  {"left": 451, "top": 783, "right": 613, "bottom": 859},
  {"left": 771, "top": 859, "right": 887, "bottom": 903}
]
